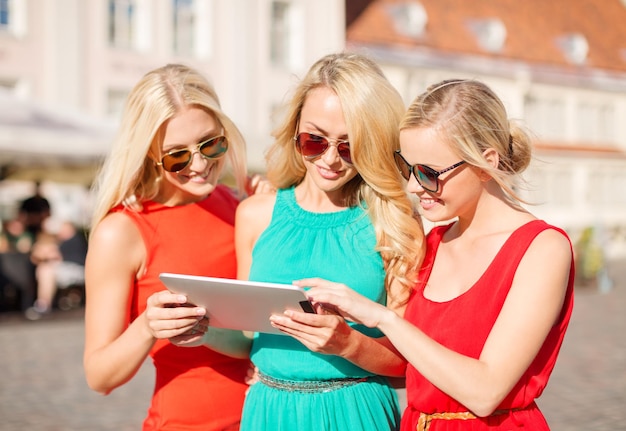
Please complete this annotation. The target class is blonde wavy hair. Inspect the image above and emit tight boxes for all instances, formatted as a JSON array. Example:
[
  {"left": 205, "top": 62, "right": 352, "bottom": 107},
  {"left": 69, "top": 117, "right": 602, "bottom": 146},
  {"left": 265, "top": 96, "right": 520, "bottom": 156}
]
[
  {"left": 401, "top": 79, "right": 533, "bottom": 206},
  {"left": 266, "top": 52, "right": 425, "bottom": 293},
  {"left": 90, "top": 64, "right": 247, "bottom": 233}
]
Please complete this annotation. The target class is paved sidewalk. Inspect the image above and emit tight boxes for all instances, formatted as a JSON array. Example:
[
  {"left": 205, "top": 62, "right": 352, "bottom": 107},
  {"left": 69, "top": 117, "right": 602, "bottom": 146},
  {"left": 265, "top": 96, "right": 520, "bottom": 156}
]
[
  {"left": 0, "top": 311, "right": 152, "bottom": 430},
  {"left": 539, "top": 258, "right": 626, "bottom": 430},
  {"left": 1, "top": 260, "right": 624, "bottom": 430}
]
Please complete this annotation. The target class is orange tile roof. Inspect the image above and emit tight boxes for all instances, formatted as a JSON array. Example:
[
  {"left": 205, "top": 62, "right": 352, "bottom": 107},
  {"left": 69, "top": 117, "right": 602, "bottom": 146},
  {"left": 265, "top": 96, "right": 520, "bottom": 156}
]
[{"left": 347, "top": 0, "right": 626, "bottom": 73}]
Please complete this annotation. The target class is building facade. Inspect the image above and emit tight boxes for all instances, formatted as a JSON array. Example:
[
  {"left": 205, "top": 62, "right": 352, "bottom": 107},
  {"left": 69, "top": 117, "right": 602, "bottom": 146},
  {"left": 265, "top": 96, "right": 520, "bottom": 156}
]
[
  {"left": 347, "top": 0, "right": 626, "bottom": 257},
  {"left": 1, "top": 0, "right": 626, "bottom": 258},
  {"left": 0, "top": 0, "right": 345, "bottom": 224}
]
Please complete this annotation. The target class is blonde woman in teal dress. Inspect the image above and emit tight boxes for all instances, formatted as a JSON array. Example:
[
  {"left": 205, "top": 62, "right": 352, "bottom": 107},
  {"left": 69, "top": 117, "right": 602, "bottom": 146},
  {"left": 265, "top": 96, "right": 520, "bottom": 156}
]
[{"left": 235, "top": 53, "right": 425, "bottom": 430}]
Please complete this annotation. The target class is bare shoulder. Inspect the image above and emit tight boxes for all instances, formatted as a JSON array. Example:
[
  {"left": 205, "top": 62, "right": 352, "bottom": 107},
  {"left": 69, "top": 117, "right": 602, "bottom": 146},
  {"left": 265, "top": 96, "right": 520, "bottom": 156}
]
[
  {"left": 235, "top": 191, "right": 276, "bottom": 247},
  {"left": 235, "top": 192, "right": 277, "bottom": 279},
  {"left": 87, "top": 211, "right": 146, "bottom": 274},
  {"left": 236, "top": 192, "right": 276, "bottom": 224},
  {"left": 90, "top": 211, "right": 143, "bottom": 250},
  {"left": 516, "top": 226, "right": 573, "bottom": 292},
  {"left": 527, "top": 227, "right": 572, "bottom": 262}
]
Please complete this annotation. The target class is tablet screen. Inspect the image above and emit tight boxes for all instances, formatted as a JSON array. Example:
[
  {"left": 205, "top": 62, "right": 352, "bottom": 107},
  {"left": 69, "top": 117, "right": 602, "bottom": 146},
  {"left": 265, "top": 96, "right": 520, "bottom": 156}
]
[{"left": 159, "top": 273, "right": 315, "bottom": 334}]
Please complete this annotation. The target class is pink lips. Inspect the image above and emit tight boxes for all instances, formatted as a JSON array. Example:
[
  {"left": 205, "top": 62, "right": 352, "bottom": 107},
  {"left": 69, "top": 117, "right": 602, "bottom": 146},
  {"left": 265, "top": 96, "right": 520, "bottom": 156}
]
[
  {"left": 419, "top": 197, "right": 439, "bottom": 211},
  {"left": 316, "top": 165, "right": 342, "bottom": 180}
]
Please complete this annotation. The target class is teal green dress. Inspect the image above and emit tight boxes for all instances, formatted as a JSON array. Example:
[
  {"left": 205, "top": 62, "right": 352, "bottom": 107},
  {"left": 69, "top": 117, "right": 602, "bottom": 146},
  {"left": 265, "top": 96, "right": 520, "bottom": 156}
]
[{"left": 240, "top": 187, "right": 400, "bottom": 431}]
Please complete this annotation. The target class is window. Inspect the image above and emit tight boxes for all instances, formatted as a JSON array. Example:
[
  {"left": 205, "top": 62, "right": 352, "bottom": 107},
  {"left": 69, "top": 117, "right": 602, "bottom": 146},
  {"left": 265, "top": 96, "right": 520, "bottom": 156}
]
[
  {"left": 0, "top": 0, "right": 26, "bottom": 38},
  {"left": 173, "top": 0, "right": 195, "bottom": 56},
  {"left": 525, "top": 163, "right": 575, "bottom": 207},
  {"left": 468, "top": 18, "right": 507, "bottom": 53},
  {"left": 577, "top": 101, "right": 615, "bottom": 144},
  {"left": 270, "top": 1, "right": 291, "bottom": 67},
  {"left": 0, "top": 0, "right": 9, "bottom": 28},
  {"left": 524, "top": 94, "right": 565, "bottom": 141},
  {"left": 108, "top": 0, "right": 135, "bottom": 49},
  {"left": 524, "top": 165, "right": 548, "bottom": 205},
  {"left": 107, "top": 88, "right": 129, "bottom": 119},
  {"left": 591, "top": 166, "right": 626, "bottom": 206},
  {"left": 387, "top": 2, "right": 427, "bottom": 39},
  {"left": 552, "top": 169, "right": 574, "bottom": 206},
  {"left": 525, "top": 92, "right": 617, "bottom": 146}
]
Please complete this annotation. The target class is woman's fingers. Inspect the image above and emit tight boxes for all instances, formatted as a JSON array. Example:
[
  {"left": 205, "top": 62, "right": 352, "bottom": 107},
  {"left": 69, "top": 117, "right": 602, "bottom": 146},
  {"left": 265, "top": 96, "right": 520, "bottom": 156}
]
[
  {"left": 270, "top": 311, "right": 350, "bottom": 354},
  {"left": 293, "top": 277, "right": 342, "bottom": 290},
  {"left": 147, "top": 290, "right": 188, "bottom": 307},
  {"left": 246, "top": 174, "right": 276, "bottom": 195},
  {"left": 144, "top": 290, "right": 207, "bottom": 338},
  {"left": 293, "top": 279, "right": 352, "bottom": 314}
]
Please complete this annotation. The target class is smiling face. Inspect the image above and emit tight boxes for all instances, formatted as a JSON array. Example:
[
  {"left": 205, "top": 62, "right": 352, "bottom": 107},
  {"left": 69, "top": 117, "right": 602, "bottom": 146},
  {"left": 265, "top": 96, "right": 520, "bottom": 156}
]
[
  {"left": 155, "top": 106, "right": 226, "bottom": 206},
  {"left": 399, "top": 126, "right": 480, "bottom": 223},
  {"left": 297, "top": 87, "right": 359, "bottom": 202}
]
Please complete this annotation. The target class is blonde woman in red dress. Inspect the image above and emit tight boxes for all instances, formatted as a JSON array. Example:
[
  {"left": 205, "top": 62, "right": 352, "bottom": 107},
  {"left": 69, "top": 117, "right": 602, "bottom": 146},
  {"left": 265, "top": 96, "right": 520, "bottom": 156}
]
[{"left": 84, "top": 64, "right": 254, "bottom": 430}]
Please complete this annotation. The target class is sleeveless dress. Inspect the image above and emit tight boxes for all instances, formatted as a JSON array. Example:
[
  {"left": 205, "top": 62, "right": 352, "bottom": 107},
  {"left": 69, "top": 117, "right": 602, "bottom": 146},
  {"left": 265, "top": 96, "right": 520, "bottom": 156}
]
[
  {"left": 401, "top": 220, "right": 575, "bottom": 431},
  {"left": 240, "top": 187, "right": 401, "bottom": 431},
  {"left": 113, "top": 185, "right": 249, "bottom": 431}
]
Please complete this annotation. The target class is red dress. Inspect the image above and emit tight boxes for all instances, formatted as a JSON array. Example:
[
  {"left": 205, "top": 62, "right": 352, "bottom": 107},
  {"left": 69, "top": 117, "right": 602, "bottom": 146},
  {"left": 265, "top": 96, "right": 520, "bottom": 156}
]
[
  {"left": 114, "top": 185, "right": 249, "bottom": 431},
  {"left": 401, "top": 220, "right": 575, "bottom": 430}
]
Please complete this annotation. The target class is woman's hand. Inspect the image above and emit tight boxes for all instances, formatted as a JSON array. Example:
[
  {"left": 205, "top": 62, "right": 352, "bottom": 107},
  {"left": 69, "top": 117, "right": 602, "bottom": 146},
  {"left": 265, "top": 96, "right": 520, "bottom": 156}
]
[
  {"left": 245, "top": 364, "right": 260, "bottom": 386},
  {"left": 269, "top": 306, "right": 354, "bottom": 356},
  {"left": 144, "top": 290, "right": 208, "bottom": 346},
  {"left": 271, "top": 284, "right": 408, "bottom": 376},
  {"left": 245, "top": 174, "right": 276, "bottom": 196},
  {"left": 294, "top": 278, "right": 391, "bottom": 328},
  {"left": 169, "top": 317, "right": 210, "bottom": 346}
]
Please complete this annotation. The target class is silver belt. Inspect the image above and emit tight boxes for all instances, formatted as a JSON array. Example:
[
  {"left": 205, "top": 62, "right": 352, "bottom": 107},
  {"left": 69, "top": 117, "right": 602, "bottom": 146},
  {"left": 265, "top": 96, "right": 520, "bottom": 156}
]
[{"left": 258, "top": 372, "right": 370, "bottom": 393}]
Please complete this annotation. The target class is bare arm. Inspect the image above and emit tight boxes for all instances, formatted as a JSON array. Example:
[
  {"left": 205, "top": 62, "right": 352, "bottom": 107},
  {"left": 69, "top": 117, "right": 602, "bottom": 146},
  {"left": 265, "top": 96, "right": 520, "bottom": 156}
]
[
  {"left": 270, "top": 306, "right": 407, "bottom": 376},
  {"left": 304, "top": 229, "right": 572, "bottom": 416},
  {"left": 83, "top": 213, "right": 209, "bottom": 393},
  {"left": 83, "top": 213, "right": 155, "bottom": 394},
  {"left": 271, "top": 275, "right": 409, "bottom": 377}
]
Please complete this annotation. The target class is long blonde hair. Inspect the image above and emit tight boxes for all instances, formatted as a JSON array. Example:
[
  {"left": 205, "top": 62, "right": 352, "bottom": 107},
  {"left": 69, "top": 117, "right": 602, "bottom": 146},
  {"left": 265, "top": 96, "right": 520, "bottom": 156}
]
[
  {"left": 266, "top": 52, "right": 425, "bottom": 291},
  {"left": 90, "top": 64, "right": 247, "bottom": 233}
]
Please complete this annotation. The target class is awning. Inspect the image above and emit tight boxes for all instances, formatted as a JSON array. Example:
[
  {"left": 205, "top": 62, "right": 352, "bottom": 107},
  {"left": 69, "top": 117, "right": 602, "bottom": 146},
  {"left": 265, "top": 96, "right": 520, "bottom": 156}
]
[{"left": 0, "top": 89, "right": 116, "bottom": 184}]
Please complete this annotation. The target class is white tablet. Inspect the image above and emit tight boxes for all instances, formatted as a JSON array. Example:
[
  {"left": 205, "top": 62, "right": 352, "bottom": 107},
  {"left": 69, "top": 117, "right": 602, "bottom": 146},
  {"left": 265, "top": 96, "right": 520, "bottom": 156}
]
[{"left": 159, "top": 273, "right": 315, "bottom": 335}]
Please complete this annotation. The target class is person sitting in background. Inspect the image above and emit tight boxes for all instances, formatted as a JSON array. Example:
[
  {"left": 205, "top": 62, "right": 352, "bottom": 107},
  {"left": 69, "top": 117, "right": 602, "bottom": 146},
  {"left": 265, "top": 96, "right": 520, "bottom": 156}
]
[
  {"left": 0, "top": 217, "right": 34, "bottom": 254},
  {"left": 0, "top": 213, "right": 38, "bottom": 312},
  {"left": 25, "top": 221, "right": 87, "bottom": 320},
  {"left": 19, "top": 181, "right": 51, "bottom": 239}
]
